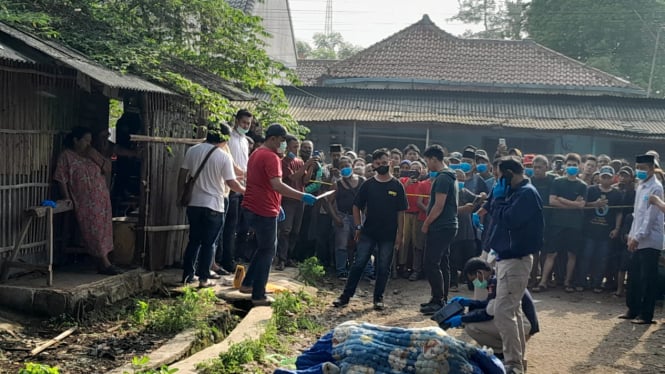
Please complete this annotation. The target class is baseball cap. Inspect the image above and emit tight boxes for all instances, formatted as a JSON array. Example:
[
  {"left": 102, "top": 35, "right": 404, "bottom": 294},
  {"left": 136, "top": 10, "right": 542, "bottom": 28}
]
[
  {"left": 619, "top": 166, "right": 634, "bottom": 177},
  {"left": 449, "top": 152, "right": 463, "bottom": 161},
  {"left": 523, "top": 154, "right": 536, "bottom": 166},
  {"left": 599, "top": 166, "right": 615, "bottom": 176},
  {"left": 265, "top": 123, "right": 287, "bottom": 138}
]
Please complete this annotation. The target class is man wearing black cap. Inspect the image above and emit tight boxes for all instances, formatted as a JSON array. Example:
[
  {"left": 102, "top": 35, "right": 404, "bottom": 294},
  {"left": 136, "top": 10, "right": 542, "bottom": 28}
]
[
  {"left": 461, "top": 145, "right": 489, "bottom": 195},
  {"left": 484, "top": 156, "right": 544, "bottom": 374},
  {"left": 619, "top": 154, "right": 664, "bottom": 324},
  {"left": 240, "top": 124, "right": 317, "bottom": 306}
]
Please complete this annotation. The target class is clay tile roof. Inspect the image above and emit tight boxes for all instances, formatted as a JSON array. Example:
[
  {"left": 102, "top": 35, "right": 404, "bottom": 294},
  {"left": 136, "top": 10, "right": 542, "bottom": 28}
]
[
  {"left": 296, "top": 59, "right": 337, "bottom": 86},
  {"left": 321, "top": 14, "right": 644, "bottom": 96}
]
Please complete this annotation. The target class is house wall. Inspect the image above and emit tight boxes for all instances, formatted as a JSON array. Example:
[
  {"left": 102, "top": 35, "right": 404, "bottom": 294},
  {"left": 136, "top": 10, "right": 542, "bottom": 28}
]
[
  {"left": 303, "top": 122, "right": 665, "bottom": 160},
  {"left": 253, "top": 0, "right": 297, "bottom": 69}
]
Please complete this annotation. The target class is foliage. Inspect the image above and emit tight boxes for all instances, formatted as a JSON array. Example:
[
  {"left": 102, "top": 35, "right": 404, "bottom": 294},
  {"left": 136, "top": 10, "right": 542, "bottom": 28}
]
[
  {"left": 525, "top": 0, "right": 665, "bottom": 96},
  {"left": 122, "top": 356, "right": 178, "bottom": 374},
  {"left": 0, "top": 0, "right": 303, "bottom": 132},
  {"left": 198, "top": 338, "right": 265, "bottom": 374},
  {"left": 132, "top": 287, "right": 217, "bottom": 334},
  {"left": 18, "top": 363, "right": 59, "bottom": 374},
  {"left": 297, "top": 257, "right": 326, "bottom": 285},
  {"left": 297, "top": 32, "right": 363, "bottom": 60},
  {"left": 450, "top": 0, "right": 527, "bottom": 39},
  {"left": 271, "top": 290, "right": 319, "bottom": 334}
]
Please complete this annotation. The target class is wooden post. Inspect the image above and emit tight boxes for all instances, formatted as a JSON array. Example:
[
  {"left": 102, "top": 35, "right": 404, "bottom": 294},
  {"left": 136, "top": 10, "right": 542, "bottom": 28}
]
[
  {"left": 47, "top": 207, "right": 53, "bottom": 287},
  {"left": 352, "top": 121, "right": 357, "bottom": 151},
  {"left": 425, "top": 127, "right": 430, "bottom": 148}
]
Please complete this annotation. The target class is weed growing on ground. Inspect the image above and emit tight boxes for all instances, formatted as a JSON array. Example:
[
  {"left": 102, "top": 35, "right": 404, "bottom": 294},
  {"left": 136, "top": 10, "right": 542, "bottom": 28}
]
[
  {"left": 122, "top": 356, "right": 178, "bottom": 374},
  {"left": 198, "top": 290, "right": 323, "bottom": 373},
  {"left": 297, "top": 257, "right": 325, "bottom": 285},
  {"left": 132, "top": 287, "right": 218, "bottom": 334},
  {"left": 18, "top": 363, "right": 60, "bottom": 374}
]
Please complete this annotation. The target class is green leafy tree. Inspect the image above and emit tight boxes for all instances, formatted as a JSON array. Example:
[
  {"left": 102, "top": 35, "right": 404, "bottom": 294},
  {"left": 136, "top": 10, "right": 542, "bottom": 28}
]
[
  {"left": 298, "top": 32, "right": 362, "bottom": 60},
  {"left": 525, "top": 0, "right": 665, "bottom": 96},
  {"left": 0, "top": 0, "right": 305, "bottom": 133},
  {"left": 451, "top": 0, "right": 527, "bottom": 39}
]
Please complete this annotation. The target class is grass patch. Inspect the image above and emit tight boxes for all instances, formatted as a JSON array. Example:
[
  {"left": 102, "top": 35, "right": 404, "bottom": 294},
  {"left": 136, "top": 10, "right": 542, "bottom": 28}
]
[
  {"left": 132, "top": 287, "right": 218, "bottom": 334},
  {"left": 18, "top": 363, "right": 60, "bottom": 374},
  {"left": 297, "top": 257, "right": 325, "bottom": 285},
  {"left": 122, "top": 356, "right": 178, "bottom": 373},
  {"left": 197, "top": 290, "right": 322, "bottom": 374}
]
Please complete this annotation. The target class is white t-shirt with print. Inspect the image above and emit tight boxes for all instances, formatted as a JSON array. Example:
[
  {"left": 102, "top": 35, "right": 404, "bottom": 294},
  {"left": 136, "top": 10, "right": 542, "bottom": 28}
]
[{"left": 182, "top": 142, "right": 236, "bottom": 212}]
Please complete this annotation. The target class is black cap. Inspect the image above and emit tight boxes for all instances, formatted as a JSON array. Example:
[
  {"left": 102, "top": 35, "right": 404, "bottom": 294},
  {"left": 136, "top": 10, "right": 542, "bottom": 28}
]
[
  {"left": 462, "top": 145, "right": 477, "bottom": 160},
  {"left": 265, "top": 123, "right": 287, "bottom": 138},
  {"left": 619, "top": 166, "right": 634, "bottom": 177},
  {"left": 636, "top": 154, "right": 656, "bottom": 164}
]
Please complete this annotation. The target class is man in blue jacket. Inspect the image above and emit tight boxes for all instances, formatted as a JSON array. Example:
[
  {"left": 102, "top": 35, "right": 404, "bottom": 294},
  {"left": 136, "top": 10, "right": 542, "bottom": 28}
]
[{"left": 481, "top": 156, "right": 544, "bottom": 374}]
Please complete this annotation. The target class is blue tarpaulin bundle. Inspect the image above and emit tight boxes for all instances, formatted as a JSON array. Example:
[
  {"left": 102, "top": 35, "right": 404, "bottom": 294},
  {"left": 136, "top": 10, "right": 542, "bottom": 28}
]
[{"left": 274, "top": 321, "right": 505, "bottom": 374}]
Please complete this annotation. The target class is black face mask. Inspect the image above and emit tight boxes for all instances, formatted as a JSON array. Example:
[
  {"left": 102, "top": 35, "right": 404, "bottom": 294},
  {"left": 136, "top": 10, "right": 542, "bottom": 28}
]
[
  {"left": 502, "top": 171, "right": 514, "bottom": 186},
  {"left": 375, "top": 165, "right": 390, "bottom": 175},
  {"left": 300, "top": 150, "right": 311, "bottom": 160}
]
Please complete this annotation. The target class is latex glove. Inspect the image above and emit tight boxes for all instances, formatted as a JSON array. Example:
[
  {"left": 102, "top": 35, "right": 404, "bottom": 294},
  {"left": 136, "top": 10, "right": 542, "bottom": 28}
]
[
  {"left": 449, "top": 296, "right": 472, "bottom": 307},
  {"left": 445, "top": 315, "right": 463, "bottom": 328},
  {"left": 301, "top": 193, "right": 317, "bottom": 206},
  {"left": 492, "top": 178, "right": 507, "bottom": 199},
  {"left": 472, "top": 212, "right": 480, "bottom": 228},
  {"left": 278, "top": 206, "right": 286, "bottom": 222},
  {"left": 41, "top": 200, "right": 56, "bottom": 208}
]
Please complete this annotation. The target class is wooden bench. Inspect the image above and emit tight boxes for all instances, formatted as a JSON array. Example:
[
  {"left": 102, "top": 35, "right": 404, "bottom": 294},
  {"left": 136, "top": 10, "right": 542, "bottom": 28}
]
[{"left": 0, "top": 200, "right": 73, "bottom": 286}]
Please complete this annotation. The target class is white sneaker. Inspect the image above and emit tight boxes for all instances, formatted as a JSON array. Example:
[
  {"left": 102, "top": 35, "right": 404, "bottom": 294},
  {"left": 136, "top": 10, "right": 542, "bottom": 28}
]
[{"left": 199, "top": 279, "right": 216, "bottom": 288}]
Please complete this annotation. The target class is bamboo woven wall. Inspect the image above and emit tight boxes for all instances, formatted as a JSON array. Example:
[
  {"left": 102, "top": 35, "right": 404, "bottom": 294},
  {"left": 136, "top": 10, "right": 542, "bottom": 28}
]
[
  {"left": 139, "top": 93, "right": 204, "bottom": 270},
  {"left": 0, "top": 62, "right": 79, "bottom": 260}
]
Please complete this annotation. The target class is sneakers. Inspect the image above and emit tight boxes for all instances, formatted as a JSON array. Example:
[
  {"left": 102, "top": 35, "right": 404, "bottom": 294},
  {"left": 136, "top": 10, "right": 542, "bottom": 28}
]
[
  {"left": 332, "top": 296, "right": 350, "bottom": 307},
  {"left": 252, "top": 296, "right": 275, "bottom": 306},
  {"left": 208, "top": 271, "right": 222, "bottom": 280},
  {"left": 199, "top": 279, "right": 216, "bottom": 288},
  {"left": 420, "top": 301, "right": 444, "bottom": 315},
  {"left": 238, "top": 285, "right": 253, "bottom": 294},
  {"left": 408, "top": 272, "right": 420, "bottom": 281},
  {"left": 183, "top": 275, "right": 199, "bottom": 284},
  {"left": 373, "top": 301, "right": 386, "bottom": 311},
  {"left": 275, "top": 261, "right": 285, "bottom": 271}
]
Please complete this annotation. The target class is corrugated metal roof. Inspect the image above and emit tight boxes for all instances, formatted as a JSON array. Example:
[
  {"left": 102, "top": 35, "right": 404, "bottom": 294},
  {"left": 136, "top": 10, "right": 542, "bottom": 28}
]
[
  {"left": 316, "top": 15, "right": 645, "bottom": 97},
  {"left": 0, "top": 22, "right": 172, "bottom": 94},
  {"left": 282, "top": 86, "right": 665, "bottom": 138},
  {"left": 0, "top": 41, "right": 31, "bottom": 62},
  {"left": 164, "top": 59, "right": 255, "bottom": 101}
]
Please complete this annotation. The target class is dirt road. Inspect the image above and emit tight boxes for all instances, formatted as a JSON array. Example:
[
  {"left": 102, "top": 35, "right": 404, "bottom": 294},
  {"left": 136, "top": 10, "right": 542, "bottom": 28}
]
[{"left": 318, "top": 277, "right": 665, "bottom": 374}]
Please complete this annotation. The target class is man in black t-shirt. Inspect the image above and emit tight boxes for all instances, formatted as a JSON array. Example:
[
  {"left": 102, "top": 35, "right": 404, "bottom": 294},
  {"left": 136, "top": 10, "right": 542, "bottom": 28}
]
[
  {"left": 332, "top": 149, "right": 407, "bottom": 311},
  {"left": 534, "top": 153, "right": 587, "bottom": 293},
  {"left": 575, "top": 166, "right": 623, "bottom": 292},
  {"left": 420, "top": 145, "right": 459, "bottom": 315}
]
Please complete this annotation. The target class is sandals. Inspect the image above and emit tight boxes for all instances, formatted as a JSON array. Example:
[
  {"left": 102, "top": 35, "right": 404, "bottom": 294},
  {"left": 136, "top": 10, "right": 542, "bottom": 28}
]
[
  {"left": 564, "top": 286, "right": 575, "bottom": 293},
  {"left": 531, "top": 284, "right": 548, "bottom": 293}
]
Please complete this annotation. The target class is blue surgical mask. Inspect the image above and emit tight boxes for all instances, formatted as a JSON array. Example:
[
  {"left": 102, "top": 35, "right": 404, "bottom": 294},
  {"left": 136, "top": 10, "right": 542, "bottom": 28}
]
[
  {"left": 636, "top": 170, "right": 648, "bottom": 180},
  {"left": 429, "top": 171, "right": 439, "bottom": 179},
  {"left": 287, "top": 152, "right": 296, "bottom": 159},
  {"left": 458, "top": 181, "right": 465, "bottom": 190},
  {"left": 449, "top": 164, "right": 461, "bottom": 170},
  {"left": 340, "top": 167, "right": 353, "bottom": 178},
  {"left": 566, "top": 166, "right": 579, "bottom": 176},
  {"left": 237, "top": 127, "right": 249, "bottom": 135},
  {"left": 525, "top": 168, "right": 534, "bottom": 177},
  {"left": 473, "top": 278, "right": 488, "bottom": 289},
  {"left": 279, "top": 141, "right": 287, "bottom": 153},
  {"left": 460, "top": 162, "right": 472, "bottom": 173},
  {"left": 476, "top": 164, "right": 488, "bottom": 173}
]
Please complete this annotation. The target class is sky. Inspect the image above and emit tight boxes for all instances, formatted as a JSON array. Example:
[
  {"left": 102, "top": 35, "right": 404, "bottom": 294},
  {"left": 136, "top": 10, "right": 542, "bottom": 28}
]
[{"left": 288, "top": 0, "right": 484, "bottom": 47}]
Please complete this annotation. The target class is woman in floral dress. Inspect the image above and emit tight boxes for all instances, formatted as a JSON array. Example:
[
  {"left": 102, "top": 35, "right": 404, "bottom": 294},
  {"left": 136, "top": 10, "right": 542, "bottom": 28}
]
[{"left": 54, "top": 126, "right": 122, "bottom": 275}]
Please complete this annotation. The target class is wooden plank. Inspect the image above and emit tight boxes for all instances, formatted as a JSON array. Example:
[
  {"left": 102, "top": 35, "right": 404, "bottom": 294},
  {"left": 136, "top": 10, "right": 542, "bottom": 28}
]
[
  {"left": 130, "top": 134, "right": 204, "bottom": 145},
  {"left": 46, "top": 207, "right": 53, "bottom": 286},
  {"left": 30, "top": 326, "right": 77, "bottom": 356},
  {"left": 2, "top": 262, "right": 49, "bottom": 272},
  {"left": 26, "top": 200, "right": 73, "bottom": 218},
  {"left": 137, "top": 225, "right": 190, "bottom": 232}
]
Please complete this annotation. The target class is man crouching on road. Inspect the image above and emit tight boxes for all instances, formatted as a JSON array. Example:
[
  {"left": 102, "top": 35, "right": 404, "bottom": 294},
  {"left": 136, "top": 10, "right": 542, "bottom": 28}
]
[{"left": 481, "top": 156, "right": 544, "bottom": 374}]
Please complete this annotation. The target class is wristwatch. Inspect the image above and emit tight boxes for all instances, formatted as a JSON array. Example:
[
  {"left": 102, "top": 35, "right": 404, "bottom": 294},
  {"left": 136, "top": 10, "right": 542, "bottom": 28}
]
[{"left": 355, "top": 225, "right": 363, "bottom": 231}]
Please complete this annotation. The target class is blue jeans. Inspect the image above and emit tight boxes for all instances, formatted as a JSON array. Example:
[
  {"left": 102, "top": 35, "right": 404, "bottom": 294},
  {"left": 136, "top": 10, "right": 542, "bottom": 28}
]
[
  {"left": 182, "top": 206, "right": 225, "bottom": 282},
  {"left": 576, "top": 237, "right": 611, "bottom": 289},
  {"left": 342, "top": 233, "right": 394, "bottom": 302},
  {"left": 240, "top": 211, "right": 278, "bottom": 300},
  {"left": 215, "top": 194, "right": 241, "bottom": 271}
]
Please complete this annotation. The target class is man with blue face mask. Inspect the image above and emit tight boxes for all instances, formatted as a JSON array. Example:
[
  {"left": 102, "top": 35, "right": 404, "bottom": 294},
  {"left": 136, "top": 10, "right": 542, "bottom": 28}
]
[
  {"left": 534, "top": 153, "right": 587, "bottom": 294},
  {"left": 442, "top": 258, "right": 539, "bottom": 370},
  {"left": 460, "top": 145, "right": 490, "bottom": 196},
  {"left": 619, "top": 154, "right": 664, "bottom": 325},
  {"left": 476, "top": 151, "right": 495, "bottom": 191}
]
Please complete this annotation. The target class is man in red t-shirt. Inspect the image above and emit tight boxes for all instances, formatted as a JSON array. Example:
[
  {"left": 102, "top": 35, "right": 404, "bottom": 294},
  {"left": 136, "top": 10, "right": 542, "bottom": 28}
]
[
  {"left": 397, "top": 161, "right": 424, "bottom": 278},
  {"left": 413, "top": 174, "right": 432, "bottom": 281},
  {"left": 240, "top": 124, "right": 317, "bottom": 306}
]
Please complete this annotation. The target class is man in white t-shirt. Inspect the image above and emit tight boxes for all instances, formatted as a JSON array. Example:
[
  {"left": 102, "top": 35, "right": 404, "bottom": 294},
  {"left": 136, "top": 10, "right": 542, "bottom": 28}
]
[
  {"left": 216, "top": 109, "right": 253, "bottom": 274},
  {"left": 178, "top": 123, "right": 245, "bottom": 288}
]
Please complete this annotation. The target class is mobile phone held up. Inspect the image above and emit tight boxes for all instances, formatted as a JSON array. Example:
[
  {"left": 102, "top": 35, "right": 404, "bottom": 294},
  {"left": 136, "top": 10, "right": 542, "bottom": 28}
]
[
  {"left": 399, "top": 170, "right": 420, "bottom": 179},
  {"left": 498, "top": 138, "right": 506, "bottom": 147}
]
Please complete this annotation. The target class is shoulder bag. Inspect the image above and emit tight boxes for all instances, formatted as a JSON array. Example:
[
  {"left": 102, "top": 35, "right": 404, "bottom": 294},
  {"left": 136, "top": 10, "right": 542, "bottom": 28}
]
[{"left": 179, "top": 146, "right": 217, "bottom": 207}]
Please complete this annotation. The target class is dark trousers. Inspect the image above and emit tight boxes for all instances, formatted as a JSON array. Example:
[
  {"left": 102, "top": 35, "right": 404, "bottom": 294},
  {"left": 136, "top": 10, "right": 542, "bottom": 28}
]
[
  {"left": 626, "top": 248, "right": 660, "bottom": 322},
  {"left": 576, "top": 237, "right": 611, "bottom": 288},
  {"left": 342, "top": 234, "right": 394, "bottom": 302},
  {"left": 182, "top": 206, "right": 225, "bottom": 282},
  {"left": 215, "top": 193, "right": 241, "bottom": 271},
  {"left": 240, "top": 211, "right": 278, "bottom": 300},
  {"left": 424, "top": 228, "right": 457, "bottom": 302},
  {"left": 277, "top": 198, "right": 305, "bottom": 263},
  {"left": 450, "top": 239, "right": 476, "bottom": 287}
]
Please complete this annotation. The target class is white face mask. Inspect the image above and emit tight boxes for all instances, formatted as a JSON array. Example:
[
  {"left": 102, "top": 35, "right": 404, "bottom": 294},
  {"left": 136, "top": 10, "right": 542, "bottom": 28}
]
[
  {"left": 279, "top": 141, "right": 287, "bottom": 153},
  {"left": 237, "top": 127, "right": 249, "bottom": 135}
]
